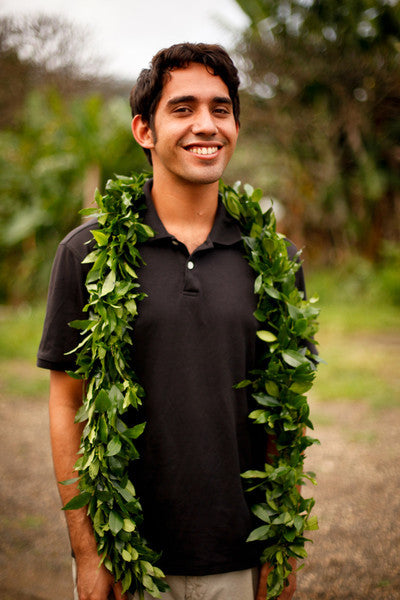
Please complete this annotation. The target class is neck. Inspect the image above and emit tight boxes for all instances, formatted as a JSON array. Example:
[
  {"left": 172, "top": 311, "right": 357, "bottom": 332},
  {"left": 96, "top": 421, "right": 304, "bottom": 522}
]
[{"left": 150, "top": 172, "right": 220, "bottom": 253}]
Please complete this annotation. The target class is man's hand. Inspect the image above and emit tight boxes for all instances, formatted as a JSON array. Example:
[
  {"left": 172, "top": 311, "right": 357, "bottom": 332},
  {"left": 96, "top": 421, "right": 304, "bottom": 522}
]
[
  {"left": 256, "top": 559, "right": 297, "bottom": 600},
  {"left": 75, "top": 551, "right": 126, "bottom": 600}
]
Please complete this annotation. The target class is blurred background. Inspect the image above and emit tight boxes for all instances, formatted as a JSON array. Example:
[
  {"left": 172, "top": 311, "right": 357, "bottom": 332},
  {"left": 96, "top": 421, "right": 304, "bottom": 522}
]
[{"left": 0, "top": 1, "right": 399, "bottom": 599}]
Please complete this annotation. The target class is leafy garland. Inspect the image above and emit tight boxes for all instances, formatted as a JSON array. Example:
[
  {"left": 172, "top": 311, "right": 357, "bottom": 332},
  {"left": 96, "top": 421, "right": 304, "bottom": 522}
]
[{"left": 63, "top": 172, "right": 319, "bottom": 600}]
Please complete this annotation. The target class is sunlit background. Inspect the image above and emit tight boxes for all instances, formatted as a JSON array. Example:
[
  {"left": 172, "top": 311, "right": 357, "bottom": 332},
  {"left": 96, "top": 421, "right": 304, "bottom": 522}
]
[
  {"left": 0, "top": 1, "right": 399, "bottom": 599},
  {"left": 0, "top": 0, "right": 249, "bottom": 79}
]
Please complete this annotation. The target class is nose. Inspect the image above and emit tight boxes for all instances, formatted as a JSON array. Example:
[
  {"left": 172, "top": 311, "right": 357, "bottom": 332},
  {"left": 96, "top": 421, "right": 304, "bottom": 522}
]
[{"left": 191, "top": 107, "right": 218, "bottom": 136}]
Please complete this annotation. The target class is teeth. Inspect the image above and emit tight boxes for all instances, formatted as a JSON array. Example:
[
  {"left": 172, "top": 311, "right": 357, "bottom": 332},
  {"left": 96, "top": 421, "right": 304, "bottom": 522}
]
[{"left": 188, "top": 146, "right": 219, "bottom": 155}]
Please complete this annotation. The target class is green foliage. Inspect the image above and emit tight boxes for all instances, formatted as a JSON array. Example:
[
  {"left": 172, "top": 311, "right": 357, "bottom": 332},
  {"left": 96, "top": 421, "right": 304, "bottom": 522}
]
[
  {"left": 65, "top": 173, "right": 319, "bottom": 599},
  {"left": 221, "top": 180, "right": 319, "bottom": 598},
  {"left": 232, "top": 0, "right": 400, "bottom": 261},
  {"left": 0, "top": 87, "right": 147, "bottom": 304},
  {"left": 65, "top": 173, "right": 168, "bottom": 599}
]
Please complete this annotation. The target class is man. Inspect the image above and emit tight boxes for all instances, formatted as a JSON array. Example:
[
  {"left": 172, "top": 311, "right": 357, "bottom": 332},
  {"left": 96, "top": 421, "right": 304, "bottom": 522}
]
[{"left": 38, "top": 43, "right": 300, "bottom": 600}]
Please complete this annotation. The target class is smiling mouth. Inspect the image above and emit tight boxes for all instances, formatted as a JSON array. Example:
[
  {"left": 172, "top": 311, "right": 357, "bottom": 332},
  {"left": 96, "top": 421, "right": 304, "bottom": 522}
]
[{"left": 185, "top": 145, "right": 221, "bottom": 156}]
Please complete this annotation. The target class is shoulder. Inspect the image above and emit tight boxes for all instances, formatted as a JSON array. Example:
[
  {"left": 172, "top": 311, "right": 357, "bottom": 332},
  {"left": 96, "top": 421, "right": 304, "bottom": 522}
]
[{"left": 58, "top": 218, "right": 98, "bottom": 262}]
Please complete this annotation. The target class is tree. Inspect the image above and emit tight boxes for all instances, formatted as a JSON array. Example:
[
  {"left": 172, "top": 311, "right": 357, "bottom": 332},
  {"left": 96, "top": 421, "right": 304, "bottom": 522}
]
[
  {"left": 230, "top": 0, "right": 400, "bottom": 261},
  {"left": 0, "top": 16, "right": 147, "bottom": 303}
]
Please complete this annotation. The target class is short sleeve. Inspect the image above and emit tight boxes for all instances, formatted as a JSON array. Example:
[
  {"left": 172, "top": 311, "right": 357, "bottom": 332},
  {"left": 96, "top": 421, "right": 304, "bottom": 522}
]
[{"left": 37, "top": 231, "right": 93, "bottom": 371}]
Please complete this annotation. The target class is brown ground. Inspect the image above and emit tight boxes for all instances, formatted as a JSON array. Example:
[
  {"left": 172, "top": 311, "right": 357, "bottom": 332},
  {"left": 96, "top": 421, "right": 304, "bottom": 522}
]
[{"left": 1, "top": 394, "right": 399, "bottom": 600}]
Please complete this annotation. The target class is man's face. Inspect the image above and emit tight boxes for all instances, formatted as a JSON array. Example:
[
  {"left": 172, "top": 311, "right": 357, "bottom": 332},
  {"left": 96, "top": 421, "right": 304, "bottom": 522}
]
[{"left": 148, "top": 63, "right": 239, "bottom": 186}]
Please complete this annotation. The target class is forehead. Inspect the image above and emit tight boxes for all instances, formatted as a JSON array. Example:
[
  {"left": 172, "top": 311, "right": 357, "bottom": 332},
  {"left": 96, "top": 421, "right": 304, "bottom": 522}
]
[{"left": 159, "top": 63, "right": 230, "bottom": 105}]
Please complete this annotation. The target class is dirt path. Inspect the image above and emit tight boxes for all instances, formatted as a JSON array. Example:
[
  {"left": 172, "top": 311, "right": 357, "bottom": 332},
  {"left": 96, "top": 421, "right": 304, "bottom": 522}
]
[{"left": 1, "top": 395, "right": 399, "bottom": 600}]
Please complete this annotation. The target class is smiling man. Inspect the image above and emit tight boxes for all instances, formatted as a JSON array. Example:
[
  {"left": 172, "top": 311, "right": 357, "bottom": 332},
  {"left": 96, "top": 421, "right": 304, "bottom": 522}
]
[{"left": 38, "top": 43, "right": 300, "bottom": 600}]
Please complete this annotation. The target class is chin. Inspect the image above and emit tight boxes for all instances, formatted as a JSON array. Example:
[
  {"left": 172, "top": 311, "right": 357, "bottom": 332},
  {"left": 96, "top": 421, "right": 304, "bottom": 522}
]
[{"left": 182, "top": 166, "right": 226, "bottom": 186}]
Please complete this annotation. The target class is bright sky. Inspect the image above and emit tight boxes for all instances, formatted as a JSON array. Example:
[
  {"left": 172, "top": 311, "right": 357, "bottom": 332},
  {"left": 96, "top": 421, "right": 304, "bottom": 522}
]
[{"left": 0, "top": 0, "right": 249, "bottom": 80}]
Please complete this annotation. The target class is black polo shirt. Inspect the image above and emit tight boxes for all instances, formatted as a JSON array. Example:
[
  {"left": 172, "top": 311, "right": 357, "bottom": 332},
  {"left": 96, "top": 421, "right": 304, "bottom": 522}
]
[{"left": 38, "top": 180, "right": 306, "bottom": 576}]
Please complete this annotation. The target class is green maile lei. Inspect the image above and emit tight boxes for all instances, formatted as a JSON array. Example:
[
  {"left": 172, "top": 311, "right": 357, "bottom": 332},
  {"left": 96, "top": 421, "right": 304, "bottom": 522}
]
[{"left": 63, "top": 171, "right": 320, "bottom": 600}]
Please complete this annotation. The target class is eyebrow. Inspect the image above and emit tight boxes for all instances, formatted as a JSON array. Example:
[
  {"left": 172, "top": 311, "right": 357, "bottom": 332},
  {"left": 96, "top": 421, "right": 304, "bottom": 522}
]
[{"left": 166, "top": 95, "right": 233, "bottom": 108}]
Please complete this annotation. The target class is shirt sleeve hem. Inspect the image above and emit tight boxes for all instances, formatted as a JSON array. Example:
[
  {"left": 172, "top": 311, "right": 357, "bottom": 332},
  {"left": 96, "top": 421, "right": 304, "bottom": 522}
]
[{"left": 36, "top": 357, "right": 76, "bottom": 372}]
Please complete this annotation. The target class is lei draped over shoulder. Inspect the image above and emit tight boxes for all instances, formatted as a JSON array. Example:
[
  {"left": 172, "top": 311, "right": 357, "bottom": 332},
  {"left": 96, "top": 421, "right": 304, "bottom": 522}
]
[{"left": 63, "top": 172, "right": 320, "bottom": 600}]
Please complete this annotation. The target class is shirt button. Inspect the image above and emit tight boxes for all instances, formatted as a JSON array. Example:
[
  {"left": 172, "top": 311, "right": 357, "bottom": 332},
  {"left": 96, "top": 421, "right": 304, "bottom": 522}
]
[
  {"left": 172, "top": 239, "right": 179, "bottom": 246},
  {"left": 187, "top": 261, "right": 194, "bottom": 270}
]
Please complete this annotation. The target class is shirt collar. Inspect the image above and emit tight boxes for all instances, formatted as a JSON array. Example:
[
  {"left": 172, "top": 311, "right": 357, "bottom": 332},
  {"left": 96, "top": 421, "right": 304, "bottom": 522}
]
[{"left": 142, "top": 179, "right": 242, "bottom": 247}]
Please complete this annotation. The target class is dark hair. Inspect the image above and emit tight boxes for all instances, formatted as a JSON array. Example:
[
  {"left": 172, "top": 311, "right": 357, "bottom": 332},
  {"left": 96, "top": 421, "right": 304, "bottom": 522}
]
[{"left": 130, "top": 42, "right": 240, "bottom": 163}]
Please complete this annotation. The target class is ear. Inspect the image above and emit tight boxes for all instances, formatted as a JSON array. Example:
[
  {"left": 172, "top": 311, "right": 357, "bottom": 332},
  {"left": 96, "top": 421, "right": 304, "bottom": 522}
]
[{"left": 131, "top": 115, "right": 155, "bottom": 149}]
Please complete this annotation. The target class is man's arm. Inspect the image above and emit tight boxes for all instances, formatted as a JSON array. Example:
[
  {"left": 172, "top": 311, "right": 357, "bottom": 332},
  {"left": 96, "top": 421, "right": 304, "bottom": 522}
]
[{"left": 49, "top": 370, "right": 125, "bottom": 600}]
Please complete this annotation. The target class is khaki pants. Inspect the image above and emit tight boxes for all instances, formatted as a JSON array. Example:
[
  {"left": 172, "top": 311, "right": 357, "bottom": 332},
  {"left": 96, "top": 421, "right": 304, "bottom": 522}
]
[
  {"left": 131, "top": 568, "right": 259, "bottom": 600},
  {"left": 73, "top": 560, "right": 258, "bottom": 600}
]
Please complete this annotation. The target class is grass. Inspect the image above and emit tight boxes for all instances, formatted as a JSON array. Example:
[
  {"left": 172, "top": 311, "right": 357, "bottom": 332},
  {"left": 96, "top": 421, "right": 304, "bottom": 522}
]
[
  {"left": 0, "top": 303, "right": 49, "bottom": 399},
  {"left": 0, "top": 303, "right": 46, "bottom": 360},
  {"left": 0, "top": 259, "right": 399, "bottom": 408},
  {"left": 306, "top": 259, "right": 400, "bottom": 409}
]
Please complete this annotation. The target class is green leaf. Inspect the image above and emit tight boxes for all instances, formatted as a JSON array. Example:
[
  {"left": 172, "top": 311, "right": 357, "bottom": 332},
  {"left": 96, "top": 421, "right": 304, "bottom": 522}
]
[
  {"left": 95, "top": 389, "right": 112, "bottom": 412},
  {"left": 287, "top": 303, "right": 301, "bottom": 319},
  {"left": 241, "top": 470, "right": 268, "bottom": 479},
  {"left": 99, "top": 416, "right": 108, "bottom": 442},
  {"left": 305, "top": 515, "right": 319, "bottom": 531},
  {"left": 257, "top": 330, "right": 277, "bottom": 342},
  {"left": 136, "top": 223, "right": 155, "bottom": 240},
  {"left": 294, "top": 318, "right": 308, "bottom": 336},
  {"left": 125, "top": 299, "right": 138, "bottom": 315},
  {"left": 234, "top": 379, "right": 252, "bottom": 389},
  {"left": 80, "top": 206, "right": 99, "bottom": 217},
  {"left": 122, "top": 519, "right": 136, "bottom": 532},
  {"left": 265, "top": 286, "right": 281, "bottom": 299},
  {"left": 59, "top": 477, "right": 80, "bottom": 486},
  {"left": 100, "top": 270, "right": 116, "bottom": 296},
  {"left": 121, "top": 571, "right": 132, "bottom": 594},
  {"left": 265, "top": 380, "right": 280, "bottom": 397},
  {"left": 251, "top": 188, "right": 263, "bottom": 202},
  {"left": 91, "top": 229, "right": 109, "bottom": 246},
  {"left": 109, "top": 510, "right": 124, "bottom": 534},
  {"left": 62, "top": 492, "right": 91, "bottom": 511},
  {"left": 246, "top": 524, "right": 272, "bottom": 542},
  {"left": 289, "top": 381, "right": 313, "bottom": 394},
  {"left": 293, "top": 515, "right": 304, "bottom": 532},
  {"left": 121, "top": 549, "right": 132, "bottom": 562},
  {"left": 81, "top": 250, "right": 99, "bottom": 265},
  {"left": 249, "top": 409, "right": 268, "bottom": 423},
  {"left": 106, "top": 436, "right": 122, "bottom": 456},
  {"left": 89, "top": 458, "right": 100, "bottom": 478},
  {"left": 253, "top": 393, "right": 280, "bottom": 407},
  {"left": 69, "top": 319, "right": 96, "bottom": 331},
  {"left": 289, "top": 545, "right": 308, "bottom": 559},
  {"left": 283, "top": 528, "right": 297, "bottom": 542},
  {"left": 129, "top": 546, "right": 139, "bottom": 560},
  {"left": 282, "top": 350, "right": 309, "bottom": 367},
  {"left": 125, "top": 422, "right": 146, "bottom": 439},
  {"left": 252, "top": 503, "right": 274, "bottom": 523},
  {"left": 254, "top": 274, "right": 263, "bottom": 294},
  {"left": 272, "top": 511, "right": 293, "bottom": 525},
  {"left": 253, "top": 308, "right": 267, "bottom": 322},
  {"left": 225, "top": 193, "right": 241, "bottom": 218}
]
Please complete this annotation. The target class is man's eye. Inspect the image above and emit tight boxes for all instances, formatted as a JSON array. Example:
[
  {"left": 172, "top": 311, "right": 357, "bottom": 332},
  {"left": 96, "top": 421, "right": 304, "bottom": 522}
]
[
  {"left": 214, "top": 107, "right": 230, "bottom": 115},
  {"left": 174, "top": 107, "right": 191, "bottom": 113}
]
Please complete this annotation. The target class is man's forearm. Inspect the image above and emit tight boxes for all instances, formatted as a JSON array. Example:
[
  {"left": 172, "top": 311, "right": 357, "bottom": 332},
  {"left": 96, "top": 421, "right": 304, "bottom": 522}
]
[
  {"left": 49, "top": 371, "right": 96, "bottom": 555},
  {"left": 49, "top": 371, "right": 125, "bottom": 600}
]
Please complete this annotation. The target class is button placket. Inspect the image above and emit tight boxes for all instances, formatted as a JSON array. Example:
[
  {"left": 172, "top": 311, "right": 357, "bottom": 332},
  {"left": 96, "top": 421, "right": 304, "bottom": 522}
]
[{"left": 183, "top": 256, "right": 199, "bottom": 295}]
